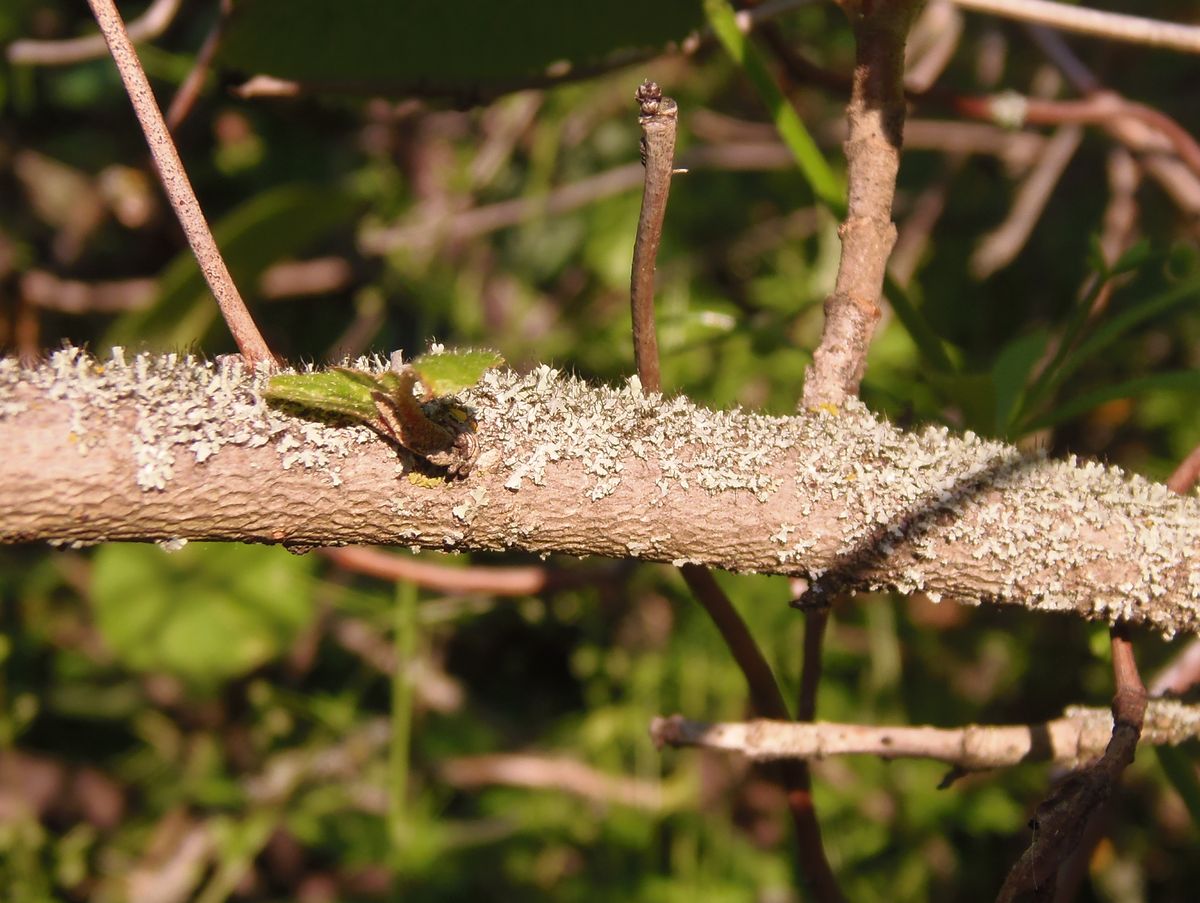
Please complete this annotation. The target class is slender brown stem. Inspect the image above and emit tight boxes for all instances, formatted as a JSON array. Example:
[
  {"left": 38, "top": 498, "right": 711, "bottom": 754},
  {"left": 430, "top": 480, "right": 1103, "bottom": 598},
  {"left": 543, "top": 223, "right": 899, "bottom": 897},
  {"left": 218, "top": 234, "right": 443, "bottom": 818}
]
[
  {"left": 631, "top": 80, "right": 678, "bottom": 395},
  {"left": 86, "top": 0, "right": 274, "bottom": 366},
  {"left": 165, "top": 0, "right": 232, "bottom": 132},
  {"left": 8, "top": 0, "right": 181, "bottom": 66},
  {"left": 679, "top": 566, "right": 844, "bottom": 903},
  {"left": 797, "top": 607, "right": 828, "bottom": 723}
]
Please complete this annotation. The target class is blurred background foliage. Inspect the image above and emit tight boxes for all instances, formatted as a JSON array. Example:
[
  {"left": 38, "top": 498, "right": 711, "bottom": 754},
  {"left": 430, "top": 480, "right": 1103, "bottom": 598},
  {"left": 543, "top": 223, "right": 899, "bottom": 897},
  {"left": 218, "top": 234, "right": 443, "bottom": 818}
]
[{"left": 1, "top": 0, "right": 1199, "bottom": 900}]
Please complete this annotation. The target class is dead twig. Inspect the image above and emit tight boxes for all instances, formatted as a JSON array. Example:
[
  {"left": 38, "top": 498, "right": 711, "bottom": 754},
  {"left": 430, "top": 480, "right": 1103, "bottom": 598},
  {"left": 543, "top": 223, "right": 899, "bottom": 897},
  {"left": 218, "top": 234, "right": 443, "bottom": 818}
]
[
  {"left": 624, "top": 78, "right": 842, "bottom": 900},
  {"left": 629, "top": 80, "right": 679, "bottom": 394},
  {"left": 441, "top": 754, "right": 665, "bottom": 810},
  {"left": 970, "top": 124, "right": 1083, "bottom": 279},
  {"left": 650, "top": 698, "right": 1195, "bottom": 769},
  {"left": 7, "top": 0, "right": 181, "bottom": 66},
  {"left": 165, "top": 0, "right": 232, "bottom": 132},
  {"left": 950, "top": 0, "right": 1200, "bottom": 55},
  {"left": 86, "top": 0, "right": 274, "bottom": 366}
]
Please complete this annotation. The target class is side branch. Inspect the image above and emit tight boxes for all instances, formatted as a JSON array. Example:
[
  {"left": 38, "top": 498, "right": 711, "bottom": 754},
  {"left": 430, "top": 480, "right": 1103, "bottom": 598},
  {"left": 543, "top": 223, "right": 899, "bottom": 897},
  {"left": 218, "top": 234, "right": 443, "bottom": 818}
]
[
  {"left": 3, "top": 350, "right": 1200, "bottom": 637},
  {"left": 802, "top": 0, "right": 921, "bottom": 407}
]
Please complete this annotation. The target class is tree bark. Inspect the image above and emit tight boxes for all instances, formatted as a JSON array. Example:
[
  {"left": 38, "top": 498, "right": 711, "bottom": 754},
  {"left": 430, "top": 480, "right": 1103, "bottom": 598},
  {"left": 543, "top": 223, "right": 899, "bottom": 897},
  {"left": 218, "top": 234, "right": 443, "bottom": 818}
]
[{"left": 3, "top": 349, "right": 1199, "bottom": 638}]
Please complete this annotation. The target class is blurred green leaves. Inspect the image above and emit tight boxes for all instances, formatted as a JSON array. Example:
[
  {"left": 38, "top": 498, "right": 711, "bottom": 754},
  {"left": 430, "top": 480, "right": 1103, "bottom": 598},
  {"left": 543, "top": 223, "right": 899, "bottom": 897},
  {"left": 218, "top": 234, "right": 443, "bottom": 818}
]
[
  {"left": 104, "top": 185, "right": 357, "bottom": 353},
  {"left": 91, "top": 543, "right": 316, "bottom": 689}
]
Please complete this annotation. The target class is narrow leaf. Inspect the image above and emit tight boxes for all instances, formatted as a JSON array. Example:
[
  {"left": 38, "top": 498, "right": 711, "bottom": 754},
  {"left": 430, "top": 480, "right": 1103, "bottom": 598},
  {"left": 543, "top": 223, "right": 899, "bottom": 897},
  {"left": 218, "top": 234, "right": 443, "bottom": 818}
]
[
  {"left": 702, "top": 0, "right": 844, "bottom": 215},
  {"left": 1042, "top": 276, "right": 1200, "bottom": 403},
  {"left": 1022, "top": 370, "right": 1200, "bottom": 433},
  {"left": 263, "top": 370, "right": 380, "bottom": 421},
  {"left": 410, "top": 350, "right": 504, "bottom": 396},
  {"left": 991, "top": 329, "right": 1049, "bottom": 436}
]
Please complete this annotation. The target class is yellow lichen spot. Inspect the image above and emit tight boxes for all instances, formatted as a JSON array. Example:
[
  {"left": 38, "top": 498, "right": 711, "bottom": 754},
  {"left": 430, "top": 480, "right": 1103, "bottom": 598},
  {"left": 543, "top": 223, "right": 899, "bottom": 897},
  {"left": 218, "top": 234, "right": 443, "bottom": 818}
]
[
  {"left": 407, "top": 472, "right": 446, "bottom": 489},
  {"left": 67, "top": 432, "right": 79, "bottom": 444},
  {"left": 818, "top": 402, "right": 839, "bottom": 416}
]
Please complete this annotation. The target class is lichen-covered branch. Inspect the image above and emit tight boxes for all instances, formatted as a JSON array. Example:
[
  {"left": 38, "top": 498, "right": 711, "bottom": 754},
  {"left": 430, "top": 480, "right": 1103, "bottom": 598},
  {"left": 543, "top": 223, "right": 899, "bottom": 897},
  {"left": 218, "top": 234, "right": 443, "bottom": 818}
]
[
  {"left": 3, "top": 349, "right": 1200, "bottom": 638},
  {"left": 650, "top": 699, "right": 1200, "bottom": 770}
]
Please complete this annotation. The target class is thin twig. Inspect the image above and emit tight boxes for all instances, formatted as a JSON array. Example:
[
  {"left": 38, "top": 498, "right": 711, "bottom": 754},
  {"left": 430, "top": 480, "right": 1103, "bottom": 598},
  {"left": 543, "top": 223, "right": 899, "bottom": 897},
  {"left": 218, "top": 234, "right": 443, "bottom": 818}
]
[
  {"left": 441, "top": 754, "right": 665, "bottom": 810},
  {"left": 800, "top": 0, "right": 924, "bottom": 408},
  {"left": 1027, "top": 26, "right": 1200, "bottom": 224},
  {"left": 85, "top": 0, "right": 274, "bottom": 366},
  {"left": 165, "top": 0, "right": 232, "bottom": 132},
  {"left": 679, "top": 566, "right": 844, "bottom": 903},
  {"left": 630, "top": 81, "right": 678, "bottom": 395},
  {"left": 650, "top": 697, "right": 1195, "bottom": 769},
  {"left": 320, "top": 546, "right": 611, "bottom": 596},
  {"left": 8, "top": 0, "right": 181, "bottom": 66},
  {"left": 970, "top": 124, "right": 1083, "bottom": 279},
  {"left": 626, "top": 80, "right": 842, "bottom": 900},
  {"left": 952, "top": 92, "right": 1200, "bottom": 184},
  {"left": 950, "top": 0, "right": 1200, "bottom": 55}
]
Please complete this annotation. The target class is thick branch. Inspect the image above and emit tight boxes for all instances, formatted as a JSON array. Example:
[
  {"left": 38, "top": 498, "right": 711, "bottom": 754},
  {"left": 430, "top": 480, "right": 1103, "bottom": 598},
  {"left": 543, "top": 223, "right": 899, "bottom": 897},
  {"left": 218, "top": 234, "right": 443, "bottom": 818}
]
[{"left": 3, "top": 350, "right": 1200, "bottom": 638}]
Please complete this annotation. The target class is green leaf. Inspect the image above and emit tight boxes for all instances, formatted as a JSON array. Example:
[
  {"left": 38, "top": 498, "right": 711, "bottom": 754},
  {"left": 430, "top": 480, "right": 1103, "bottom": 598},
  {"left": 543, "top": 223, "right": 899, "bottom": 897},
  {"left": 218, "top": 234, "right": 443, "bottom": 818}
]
[
  {"left": 263, "top": 370, "right": 381, "bottom": 422},
  {"left": 104, "top": 184, "right": 357, "bottom": 352},
  {"left": 1110, "top": 238, "right": 1152, "bottom": 277},
  {"left": 991, "top": 329, "right": 1048, "bottom": 436},
  {"left": 217, "top": 0, "right": 705, "bottom": 97},
  {"left": 1021, "top": 370, "right": 1200, "bottom": 432},
  {"left": 410, "top": 350, "right": 504, "bottom": 396},
  {"left": 91, "top": 543, "right": 316, "bottom": 689},
  {"left": 1029, "top": 275, "right": 1200, "bottom": 412},
  {"left": 702, "top": 0, "right": 844, "bottom": 214}
]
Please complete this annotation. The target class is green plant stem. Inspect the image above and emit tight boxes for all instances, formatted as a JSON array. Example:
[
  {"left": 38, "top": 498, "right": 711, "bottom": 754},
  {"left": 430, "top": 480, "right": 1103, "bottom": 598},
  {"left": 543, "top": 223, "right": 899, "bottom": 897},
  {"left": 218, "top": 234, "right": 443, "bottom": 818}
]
[{"left": 702, "top": 0, "right": 845, "bottom": 215}]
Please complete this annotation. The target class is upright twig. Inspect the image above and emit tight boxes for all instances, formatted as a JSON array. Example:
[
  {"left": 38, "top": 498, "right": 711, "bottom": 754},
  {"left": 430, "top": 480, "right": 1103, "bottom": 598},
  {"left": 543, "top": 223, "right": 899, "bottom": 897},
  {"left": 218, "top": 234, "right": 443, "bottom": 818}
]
[
  {"left": 801, "top": 0, "right": 923, "bottom": 408},
  {"left": 628, "top": 83, "right": 843, "bottom": 901},
  {"left": 630, "top": 81, "right": 678, "bottom": 394},
  {"left": 789, "top": 1, "right": 919, "bottom": 888},
  {"left": 86, "top": 0, "right": 274, "bottom": 366},
  {"left": 679, "top": 567, "right": 844, "bottom": 903}
]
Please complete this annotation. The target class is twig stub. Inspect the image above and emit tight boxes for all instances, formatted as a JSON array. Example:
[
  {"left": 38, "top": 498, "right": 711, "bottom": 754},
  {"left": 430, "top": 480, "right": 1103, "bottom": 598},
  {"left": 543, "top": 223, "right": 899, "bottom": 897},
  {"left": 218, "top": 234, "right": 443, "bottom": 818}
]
[{"left": 630, "top": 79, "right": 679, "bottom": 395}]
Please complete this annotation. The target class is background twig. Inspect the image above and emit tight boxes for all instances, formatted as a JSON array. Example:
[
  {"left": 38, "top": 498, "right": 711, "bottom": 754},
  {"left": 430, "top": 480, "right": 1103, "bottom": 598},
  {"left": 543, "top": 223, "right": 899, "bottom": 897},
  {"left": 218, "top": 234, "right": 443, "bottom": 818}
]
[{"left": 85, "top": 0, "right": 274, "bottom": 365}]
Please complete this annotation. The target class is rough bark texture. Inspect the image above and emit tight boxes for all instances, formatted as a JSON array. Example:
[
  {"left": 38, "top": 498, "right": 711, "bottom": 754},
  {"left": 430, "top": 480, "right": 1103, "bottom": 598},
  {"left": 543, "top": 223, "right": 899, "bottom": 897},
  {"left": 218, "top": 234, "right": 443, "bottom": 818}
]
[
  {"left": 802, "top": 1, "right": 919, "bottom": 408},
  {"left": 3, "top": 349, "right": 1200, "bottom": 638}
]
